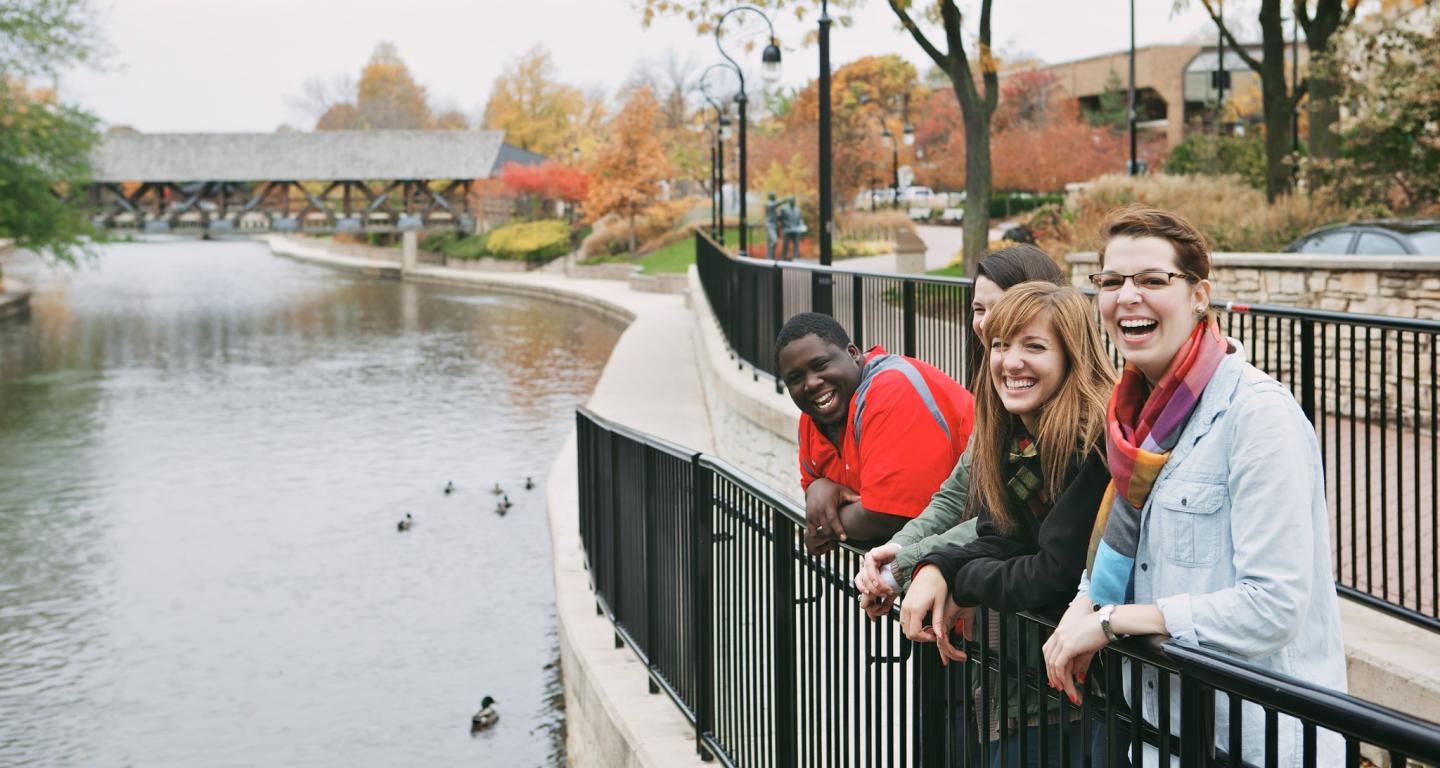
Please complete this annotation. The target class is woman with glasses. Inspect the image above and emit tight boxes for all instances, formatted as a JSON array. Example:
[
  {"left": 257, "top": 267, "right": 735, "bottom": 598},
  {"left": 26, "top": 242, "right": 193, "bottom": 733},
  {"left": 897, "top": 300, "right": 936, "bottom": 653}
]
[{"left": 1042, "top": 206, "right": 1347, "bottom": 766}]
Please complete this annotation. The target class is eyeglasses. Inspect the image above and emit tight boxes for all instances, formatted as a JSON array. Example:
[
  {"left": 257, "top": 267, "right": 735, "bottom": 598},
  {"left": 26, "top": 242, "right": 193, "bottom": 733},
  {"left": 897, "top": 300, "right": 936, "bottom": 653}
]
[{"left": 1088, "top": 270, "right": 1191, "bottom": 292}]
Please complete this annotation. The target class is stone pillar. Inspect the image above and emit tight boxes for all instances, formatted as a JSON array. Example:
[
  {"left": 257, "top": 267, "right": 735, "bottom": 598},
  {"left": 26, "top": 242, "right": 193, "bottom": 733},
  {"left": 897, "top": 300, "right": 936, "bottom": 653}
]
[
  {"left": 401, "top": 230, "right": 418, "bottom": 273},
  {"left": 894, "top": 228, "right": 929, "bottom": 275}
]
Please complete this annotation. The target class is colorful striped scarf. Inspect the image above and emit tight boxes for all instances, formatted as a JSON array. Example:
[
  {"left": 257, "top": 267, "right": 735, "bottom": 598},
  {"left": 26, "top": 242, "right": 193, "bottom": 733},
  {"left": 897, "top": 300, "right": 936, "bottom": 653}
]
[{"left": 1086, "top": 317, "right": 1228, "bottom": 606}]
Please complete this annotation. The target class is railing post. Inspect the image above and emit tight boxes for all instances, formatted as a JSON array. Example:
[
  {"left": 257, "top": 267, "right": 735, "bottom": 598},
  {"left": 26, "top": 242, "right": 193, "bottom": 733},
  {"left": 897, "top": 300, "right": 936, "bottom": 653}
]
[
  {"left": 772, "top": 264, "right": 784, "bottom": 391},
  {"left": 902, "top": 279, "right": 917, "bottom": 358},
  {"left": 1177, "top": 669, "right": 1211, "bottom": 768},
  {"left": 610, "top": 428, "right": 624, "bottom": 648},
  {"left": 1300, "top": 318, "right": 1317, "bottom": 423},
  {"left": 853, "top": 274, "right": 865, "bottom": 349},
  {"left": 914, "top": 639, "right": 948, "bottom": 768},
  {"left": 772, "top": 513, "right": 799, "bottom": 768},
  {"left": 644, "top": 446, "right": 659, "bottom": 694},
  {"left": 813, "top": 271, "right": 834, "bottom": 317},
  {"left": 692, "top": 455, "right": 716, "bottom": 761}
]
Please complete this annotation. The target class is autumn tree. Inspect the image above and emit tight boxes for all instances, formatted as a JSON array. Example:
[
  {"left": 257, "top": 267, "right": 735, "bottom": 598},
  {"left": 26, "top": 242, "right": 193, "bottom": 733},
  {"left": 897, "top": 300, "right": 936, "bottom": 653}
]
[
  {"left": 354, "top": 42, "right": 432, "bottom": 129},
  {"left": 584, "top": 87, "right": 672, "bottom": 254},
  {"left": 1304, "top": 12, "right": 1440, "bottom": 212},
  {"left": 299, "top": 43, "right": 452, "bottom": 131},
  {"left": 483, "top": 46, "right": 604, "bottom": 157},
  {"left": 787, "top": 54, "right": 921, "bottom": 204},
  {"left": 1196, "top": 0, "right": 1367, "bottom": 199},
  {"left": 641, "top": 0, "right": 1000, "bottom": 275},
  {"left": 500, "top": 160, "right": 590, "bottom": 217}
]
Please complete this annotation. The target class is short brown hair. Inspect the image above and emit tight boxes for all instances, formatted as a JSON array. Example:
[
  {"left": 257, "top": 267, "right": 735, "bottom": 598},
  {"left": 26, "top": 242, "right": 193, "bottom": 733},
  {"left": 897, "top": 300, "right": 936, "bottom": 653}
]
[{"left": 1097, "top": 205, "right": 1211, "bottom": 281}]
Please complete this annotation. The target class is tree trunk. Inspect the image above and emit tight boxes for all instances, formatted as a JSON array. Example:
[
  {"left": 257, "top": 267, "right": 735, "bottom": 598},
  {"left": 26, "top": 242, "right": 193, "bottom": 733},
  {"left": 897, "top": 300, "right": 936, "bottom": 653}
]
[
  {"left": 960, "top": 104, "right": 992, "bottom": 277},
  {"left": 1306, "top": 64, "right": 1342, "bottom": 160},
  {"left": 1257, "top": 0, "right": 1292, "bottom": 201},
  {"left": 1303, "top": 1, "right": 1349, "bottom": 161},
  {"left": 628, "top": 209, "right": 637, "bottom": 255}
]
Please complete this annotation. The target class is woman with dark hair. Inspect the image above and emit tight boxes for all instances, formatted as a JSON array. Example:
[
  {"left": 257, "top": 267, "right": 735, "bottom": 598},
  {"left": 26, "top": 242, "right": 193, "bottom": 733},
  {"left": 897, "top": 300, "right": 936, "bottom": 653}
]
[
  {"left": 1042, "top": 206, "right": 1346, "bottom": 765},
  {"left": 854, "top": 244, "right": 1068, "bottom": 615}
]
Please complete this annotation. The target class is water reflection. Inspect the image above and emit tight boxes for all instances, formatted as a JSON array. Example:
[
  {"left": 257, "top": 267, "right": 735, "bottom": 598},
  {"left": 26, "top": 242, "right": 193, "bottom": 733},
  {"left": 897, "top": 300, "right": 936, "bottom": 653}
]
[{"left": 0, "top": 241, "right": 621, "bottom": 766}]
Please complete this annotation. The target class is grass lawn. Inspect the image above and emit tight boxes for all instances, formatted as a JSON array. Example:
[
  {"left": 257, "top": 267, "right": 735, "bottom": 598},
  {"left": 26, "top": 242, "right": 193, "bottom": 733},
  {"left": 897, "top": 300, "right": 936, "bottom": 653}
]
[
  {"left": 927, "top": 263, "right": 967, "bottom": 278},
  {"left": 639, "top": 236, "right": 696, "bottom": 275}
]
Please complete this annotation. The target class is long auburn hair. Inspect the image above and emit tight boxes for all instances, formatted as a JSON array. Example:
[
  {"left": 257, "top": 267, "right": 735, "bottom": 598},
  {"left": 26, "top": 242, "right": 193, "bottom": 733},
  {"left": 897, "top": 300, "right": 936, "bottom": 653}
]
[{"left": 969, "top": 283, "right": 1116, "bottom": 534}]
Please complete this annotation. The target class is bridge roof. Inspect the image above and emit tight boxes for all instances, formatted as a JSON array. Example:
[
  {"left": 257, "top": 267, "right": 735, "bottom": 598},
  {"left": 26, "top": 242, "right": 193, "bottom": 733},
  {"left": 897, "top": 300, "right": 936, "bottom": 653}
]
[{"left": 90, "top": 130, "right": 507, "bottom": 183}]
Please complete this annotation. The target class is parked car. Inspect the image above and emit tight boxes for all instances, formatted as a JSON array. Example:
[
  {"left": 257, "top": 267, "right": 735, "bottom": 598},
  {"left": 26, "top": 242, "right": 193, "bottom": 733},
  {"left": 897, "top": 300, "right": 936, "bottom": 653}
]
[
  {"left": 898, "top": 186, "right": 933, "bottom": 205},
  {"left": 1283, "top": 221, "right": 1440, "bottom": 256}
]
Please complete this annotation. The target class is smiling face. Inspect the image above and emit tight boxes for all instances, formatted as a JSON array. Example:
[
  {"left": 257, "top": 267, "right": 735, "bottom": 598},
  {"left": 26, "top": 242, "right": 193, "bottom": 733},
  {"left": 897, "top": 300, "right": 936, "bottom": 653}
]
[
  {"left": 988, "top": 310, "right": 1066, "bottom": 432},
  {"left": 777, "top": 334, "right": 865, "bottom": 427},
  {"left": 971, "top": 275, "right": 1004, "bottom": 338},
  {"left": 1098, "top": 235, "right": 1212, "bottom": 383}
]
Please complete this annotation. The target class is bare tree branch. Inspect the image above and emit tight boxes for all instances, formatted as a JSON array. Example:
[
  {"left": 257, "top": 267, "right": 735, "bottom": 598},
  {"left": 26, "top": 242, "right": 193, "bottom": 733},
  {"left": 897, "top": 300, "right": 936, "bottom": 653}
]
[
  {"left": 979, "top": 0, "right": 998, "bottom": 115},
  {"left": 887, "top": 0, "right": 950, "bottom": 72},
  {"left": 1199, "top": 0, "right": 1264, "bottom": 73}
]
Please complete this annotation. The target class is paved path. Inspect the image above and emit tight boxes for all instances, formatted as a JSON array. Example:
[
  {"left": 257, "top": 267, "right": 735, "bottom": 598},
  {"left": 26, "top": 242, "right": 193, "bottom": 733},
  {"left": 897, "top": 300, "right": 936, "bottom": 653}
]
[{"left": 825, "top": 223, "right": 1009, "bottom": 274}]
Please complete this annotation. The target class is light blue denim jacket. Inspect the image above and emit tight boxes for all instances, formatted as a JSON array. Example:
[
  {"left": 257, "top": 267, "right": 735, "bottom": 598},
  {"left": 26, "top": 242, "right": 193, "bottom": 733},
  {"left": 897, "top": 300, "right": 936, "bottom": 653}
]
[{"left": 1083, "top": 339, "right": 1348, "bottom": 766}]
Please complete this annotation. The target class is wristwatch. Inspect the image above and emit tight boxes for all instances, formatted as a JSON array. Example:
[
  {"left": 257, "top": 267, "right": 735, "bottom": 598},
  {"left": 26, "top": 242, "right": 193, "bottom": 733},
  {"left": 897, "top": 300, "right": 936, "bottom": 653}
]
[{"left": 1096, "top": 604, "right": 1119, "bottom": 643}]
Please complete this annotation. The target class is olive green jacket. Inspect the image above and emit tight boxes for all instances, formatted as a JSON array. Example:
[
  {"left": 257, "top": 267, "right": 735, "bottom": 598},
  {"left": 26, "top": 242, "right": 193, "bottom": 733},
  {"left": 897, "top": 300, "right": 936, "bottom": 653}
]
[{"left": 888, "top": 435, "right": 980, "bottom": 591}]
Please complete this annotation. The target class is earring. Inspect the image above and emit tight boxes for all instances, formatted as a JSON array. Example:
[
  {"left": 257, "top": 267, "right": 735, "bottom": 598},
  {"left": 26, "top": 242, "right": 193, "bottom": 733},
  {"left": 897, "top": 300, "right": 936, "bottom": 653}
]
[{"left": 1196, "top": 305, "right": 1207, "bottom": 314}]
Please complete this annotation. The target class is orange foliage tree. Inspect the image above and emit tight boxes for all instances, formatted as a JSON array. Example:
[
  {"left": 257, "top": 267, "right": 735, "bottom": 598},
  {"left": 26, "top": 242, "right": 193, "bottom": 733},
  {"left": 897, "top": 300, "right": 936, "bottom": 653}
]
[
  {"left": 584, "top": 87, "right": 673, "bottom": 254},
  {"left": 500, "top": 160, "right": 590, "bottom": 217}
]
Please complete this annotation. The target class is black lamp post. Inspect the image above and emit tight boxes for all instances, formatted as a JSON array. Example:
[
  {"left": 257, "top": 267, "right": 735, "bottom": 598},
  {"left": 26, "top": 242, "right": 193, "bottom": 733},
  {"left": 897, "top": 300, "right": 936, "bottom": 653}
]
[
  {"left": 881, "top": 127, "right": 899, "bottom": 209},
  {"left": 700, "top": 62, "right": 735, "bottom": 244},
  {"left": 813, "top": 0, "right": 834, "bottom": 314},
  {"left": 715, "top": 5, "right": 781, "bottom": 259},
  {"left": 1128, "top": 0, "right": 1138, "bottom": 175}
]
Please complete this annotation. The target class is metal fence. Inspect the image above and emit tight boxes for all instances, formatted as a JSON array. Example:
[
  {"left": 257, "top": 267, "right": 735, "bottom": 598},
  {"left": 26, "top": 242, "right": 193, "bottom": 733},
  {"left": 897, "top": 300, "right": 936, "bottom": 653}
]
[
  {"left": 576, "top": 406, "right": 1440, "bottom": 766},
  {"left": 695, "top": 232, "right": 1440, "bottom": 632}
]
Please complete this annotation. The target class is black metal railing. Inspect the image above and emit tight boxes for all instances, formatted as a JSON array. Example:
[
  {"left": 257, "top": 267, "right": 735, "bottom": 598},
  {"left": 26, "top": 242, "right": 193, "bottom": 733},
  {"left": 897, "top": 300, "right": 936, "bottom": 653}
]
[
  {"left": 577, "top": 407, "right": 1440, "bottom": 766},
  {"left": 696, "top": 232, "right": 1440, "bottom": 632}
]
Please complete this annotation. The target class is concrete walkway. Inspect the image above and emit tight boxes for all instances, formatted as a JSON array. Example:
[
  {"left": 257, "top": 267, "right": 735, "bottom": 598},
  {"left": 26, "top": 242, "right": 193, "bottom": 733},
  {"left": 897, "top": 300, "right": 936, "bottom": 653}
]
[{"left": 830, "top": 223, "right": 1011, "bottom": 274}]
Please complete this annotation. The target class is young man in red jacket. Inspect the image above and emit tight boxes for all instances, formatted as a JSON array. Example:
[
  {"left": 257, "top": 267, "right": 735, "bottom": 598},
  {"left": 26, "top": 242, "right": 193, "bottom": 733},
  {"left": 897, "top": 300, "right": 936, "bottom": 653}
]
[{"left": 776, "top": 313, "right": 975, "bottom": 555}]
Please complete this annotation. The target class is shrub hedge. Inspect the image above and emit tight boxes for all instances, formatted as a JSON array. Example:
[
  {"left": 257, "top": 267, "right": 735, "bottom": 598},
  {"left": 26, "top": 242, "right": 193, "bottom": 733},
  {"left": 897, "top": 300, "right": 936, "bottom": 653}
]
[{"left": 426, "top": 220, "right": 571, "bottom": 263}]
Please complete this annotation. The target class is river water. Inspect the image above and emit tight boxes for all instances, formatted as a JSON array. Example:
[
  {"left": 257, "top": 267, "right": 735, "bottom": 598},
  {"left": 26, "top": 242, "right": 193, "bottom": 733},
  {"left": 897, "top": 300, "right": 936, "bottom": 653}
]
[{"left": 0, "top": 240, "right": 622, "bottom": 766}]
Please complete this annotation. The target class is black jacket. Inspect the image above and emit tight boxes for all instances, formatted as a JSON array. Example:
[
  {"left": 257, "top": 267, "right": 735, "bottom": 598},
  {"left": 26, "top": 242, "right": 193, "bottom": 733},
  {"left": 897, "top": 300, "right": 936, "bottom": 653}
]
[{"left": 918, "top": 449, "right": 1111, "bottom": 614}]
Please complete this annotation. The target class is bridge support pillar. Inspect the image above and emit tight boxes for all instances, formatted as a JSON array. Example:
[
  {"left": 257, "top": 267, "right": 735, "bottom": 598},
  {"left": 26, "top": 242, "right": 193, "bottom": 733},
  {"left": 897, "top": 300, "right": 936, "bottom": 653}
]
[{"left": 401, "top": 230, "right": 418, "bottom": 273}]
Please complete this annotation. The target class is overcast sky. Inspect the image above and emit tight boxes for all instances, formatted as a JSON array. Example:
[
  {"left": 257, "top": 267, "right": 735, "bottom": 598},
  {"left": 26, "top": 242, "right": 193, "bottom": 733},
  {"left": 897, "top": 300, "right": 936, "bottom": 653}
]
[{"left": 63, "top": 0, "right": 1230, "bottom": 133}]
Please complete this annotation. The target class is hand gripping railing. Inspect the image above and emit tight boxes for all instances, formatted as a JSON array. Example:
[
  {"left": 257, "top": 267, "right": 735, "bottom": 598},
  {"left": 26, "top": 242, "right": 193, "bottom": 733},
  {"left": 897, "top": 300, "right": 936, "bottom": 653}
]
[{"left": 576, "top": 406, "right": 1440, "bottom": 766}]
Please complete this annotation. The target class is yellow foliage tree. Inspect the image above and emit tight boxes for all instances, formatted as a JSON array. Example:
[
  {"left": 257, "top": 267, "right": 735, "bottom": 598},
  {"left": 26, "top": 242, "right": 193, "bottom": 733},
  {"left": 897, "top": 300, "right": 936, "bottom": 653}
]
[
  {"left": 584, "top": 87, "right": 673, "bottom": 255},
  {"left": 761, "top": 153, "right": 814, "bottom": 197},
  {"left": 483, "top": 46, "right": 603, "bottom": 157},
  {"left": 355, "top": 42, "right": 432, "bottom": 129}
]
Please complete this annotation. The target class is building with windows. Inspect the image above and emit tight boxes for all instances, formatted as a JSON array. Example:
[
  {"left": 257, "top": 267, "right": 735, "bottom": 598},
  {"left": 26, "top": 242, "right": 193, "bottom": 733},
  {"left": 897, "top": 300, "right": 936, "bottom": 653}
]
[{"left": 1007, "top": 41, "right": 1308, "bottom": 150}]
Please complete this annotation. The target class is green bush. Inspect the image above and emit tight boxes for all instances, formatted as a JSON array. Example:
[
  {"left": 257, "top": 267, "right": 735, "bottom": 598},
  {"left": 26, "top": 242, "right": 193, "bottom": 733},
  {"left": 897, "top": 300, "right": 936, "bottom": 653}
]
[
  {"left": 989, "top": 192, "right": 1064, "bottom": 220},
  {"left": 486, "top": 219, "right": 571, "bottom": 264},
  {"left": 440, "top": 231, "right": 490, "bottom": 260},
  {"left": 1163, "top": 132, "right": 1267, "bottom": 191},
  {"left": 422, "top": 230, "right": 461, "bottom": 253}
]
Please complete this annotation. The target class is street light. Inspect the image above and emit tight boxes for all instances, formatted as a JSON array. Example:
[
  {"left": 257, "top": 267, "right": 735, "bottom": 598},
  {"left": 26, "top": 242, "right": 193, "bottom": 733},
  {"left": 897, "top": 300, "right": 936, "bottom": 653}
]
[
  {"left": 880, "top": 126, "right": 899, "bottom": 208},
  {"left": 716, "top": 5, "right": 781, "bottom": 259},
  {"left": 701, "top": 62, "right": 737, "bottom": 244}
]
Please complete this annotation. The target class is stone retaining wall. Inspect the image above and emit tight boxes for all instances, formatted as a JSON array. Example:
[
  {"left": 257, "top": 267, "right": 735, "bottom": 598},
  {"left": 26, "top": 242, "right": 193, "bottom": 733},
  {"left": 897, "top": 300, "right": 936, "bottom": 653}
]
[
  {"left": 1067, "top": 251, "right": 1440, "bottom": 318},
  {"left": 687, "top": 268, "right": 801, "bottom": 500}
]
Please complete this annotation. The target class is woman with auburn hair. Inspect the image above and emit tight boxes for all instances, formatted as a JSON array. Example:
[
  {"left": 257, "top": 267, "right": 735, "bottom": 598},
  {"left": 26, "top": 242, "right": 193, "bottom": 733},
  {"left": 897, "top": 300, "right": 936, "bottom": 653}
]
[
  {"left": 854, "top": 244, "right": 1068, "bottom": 615},
  {"left": 1042, "top": 205, "right": 1346, "bottom": 766},
  {"left": 901, "top": 282, "right": 1117, "bottom": 766}
]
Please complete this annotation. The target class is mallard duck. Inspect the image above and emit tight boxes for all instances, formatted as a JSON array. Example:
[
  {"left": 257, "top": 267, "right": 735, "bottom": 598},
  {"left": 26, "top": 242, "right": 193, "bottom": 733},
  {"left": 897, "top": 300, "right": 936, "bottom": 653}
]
[
  {"left": 490, "top": 482, "right": 503, "bottom": 496},
  {"left": 524, "top": 476, "right": 534, "bottom": 490},
  {"left": 502, "top": 494, "right": 513, "bottom": 510},
  {"left": 494, "top": 501, "right": 507, "bottom": 516},
  {"left": 397, "top": 513, "right": 414, "bottom": 532},
  {"left": 444, "top": 481, "right": 455, "bottom": 495},
  {"left": 472, "top": 696, "right": 499, "bottom": 730}
]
